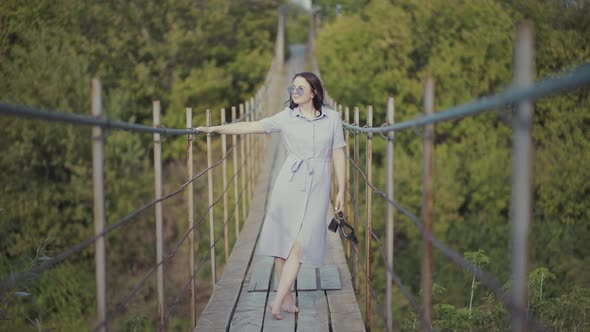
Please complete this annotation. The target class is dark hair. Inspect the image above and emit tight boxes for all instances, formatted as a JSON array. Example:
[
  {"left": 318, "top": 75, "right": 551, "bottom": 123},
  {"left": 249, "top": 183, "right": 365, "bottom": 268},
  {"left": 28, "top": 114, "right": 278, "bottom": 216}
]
[{"left": 286, "top": 72, "right": 326, "bottom": 117}]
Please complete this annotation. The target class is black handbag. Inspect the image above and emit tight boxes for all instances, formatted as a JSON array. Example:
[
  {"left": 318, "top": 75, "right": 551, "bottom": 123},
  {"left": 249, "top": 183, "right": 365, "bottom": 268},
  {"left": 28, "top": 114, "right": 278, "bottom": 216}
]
[{"left": 328, "top": 211, "right": 359, "bottom": 244}]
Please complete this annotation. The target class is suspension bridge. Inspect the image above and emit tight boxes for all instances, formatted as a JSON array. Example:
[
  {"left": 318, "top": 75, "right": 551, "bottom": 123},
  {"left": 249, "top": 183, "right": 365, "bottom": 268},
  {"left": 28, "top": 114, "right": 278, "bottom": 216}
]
[{"left": 1, "top": 8, "right": 589, "bottom": 332}]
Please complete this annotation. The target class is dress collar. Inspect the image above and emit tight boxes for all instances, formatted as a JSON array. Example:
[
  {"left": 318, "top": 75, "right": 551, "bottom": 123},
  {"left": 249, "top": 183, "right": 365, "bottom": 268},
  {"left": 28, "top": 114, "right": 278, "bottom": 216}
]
[{"left": 290, "top": 106, "right": 328, "bottom": 121}]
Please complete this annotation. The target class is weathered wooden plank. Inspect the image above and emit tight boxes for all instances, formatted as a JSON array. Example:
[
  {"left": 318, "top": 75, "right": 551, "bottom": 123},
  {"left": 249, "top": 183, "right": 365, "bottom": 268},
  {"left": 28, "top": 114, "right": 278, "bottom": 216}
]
[
  {"left": 229, "top": 290, "right": 267, "bottom": 332},
  {"left": 195, "top": 136, "right": 280, "bottom": 332},
  {"left": 297, "top": 265, "right": 317, "bottom": 291},
  {"left": 232, "top": 242, "right": 275, "bottom": 330},
  {"left": 247, "top": 257, "right": 273, "bottom": 292},
  {"left": 263, "top": 291, "right": 295, "bottom": 331},
  {"left": 324, "top": 211, "right": 366, "bottom": 332},
  {"left": 297, "top": 291, "right": 330, "bottom": 332},
  {"left": 319, "top": 265, "right": 341, "bottom": 290}
]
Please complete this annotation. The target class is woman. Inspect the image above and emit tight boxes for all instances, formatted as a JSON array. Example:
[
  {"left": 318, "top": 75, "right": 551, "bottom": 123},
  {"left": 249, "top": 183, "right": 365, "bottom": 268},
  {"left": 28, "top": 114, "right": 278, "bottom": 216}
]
[{"left": 196, "top": 72, "right": 346, "bottom": 320}]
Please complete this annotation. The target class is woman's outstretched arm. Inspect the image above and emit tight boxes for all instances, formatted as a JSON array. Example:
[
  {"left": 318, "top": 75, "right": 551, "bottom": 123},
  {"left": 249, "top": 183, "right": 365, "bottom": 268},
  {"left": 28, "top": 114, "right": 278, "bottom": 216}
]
[{"left": 195, "top": 121, "right": 266, "bottom": 135}]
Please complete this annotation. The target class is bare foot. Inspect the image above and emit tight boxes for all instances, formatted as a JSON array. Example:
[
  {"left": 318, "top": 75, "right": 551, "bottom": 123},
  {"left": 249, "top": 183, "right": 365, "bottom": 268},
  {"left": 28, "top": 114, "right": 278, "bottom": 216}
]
[
  {"left": 267, "top": 303, "right": 283, "bottom": 320},
  {"left": 281, "top": 293, "right": 299, "bottom": 313}
]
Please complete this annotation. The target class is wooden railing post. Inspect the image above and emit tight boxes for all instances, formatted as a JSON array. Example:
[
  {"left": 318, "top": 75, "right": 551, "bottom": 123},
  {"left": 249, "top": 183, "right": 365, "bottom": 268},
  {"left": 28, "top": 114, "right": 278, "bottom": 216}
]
[
  {"left": 336, "top": 104, "right": 343, "bottom": 214},
  {"left": 277, "top": 6, "right": 285, "bottom": 69},
  {"left": 344, "top": 106, "right": 351, "bottom": 260},
  {"left": 251, "top": 96, "right": 258, "bottom": 179},
  {"left": 221, "top": 109, "right": 229, "bottom": 262},
  {"left": 232, "top": 106, "right": 240, "bottom": 237},
  {"left": 206, "top": 109, "right": 217, "bottom": 285},
  {"left": 511, "top": 22, "right": 535, "bottom": 332},
  {"left": 421, "top": 78, "right": 435, "bottom": 332},
  {"left": 245, "top": 101, "right": 252, "bottom": 208},
  {"left": 248, "top": 98, "right": 254, "bottom": 198},
  {"left": 186, "top": 107, "right": 196, "bottom": 327},
  {"left": 152, "top": 100, "right": 165, "bottom": 326},
  {"left": 365, "top": 105, "right": 373, "bottom": 332},
  {"left": 353, "top": 106, "right": 360, "bottom": 293},
  {"left": 239, "top": 104, "right": 247, "bottom": 227},
  {"left": 91, "top": 79, "right": 107, "bottom": 332},
  {"left": 386, "top": 97, "right": 395, "bottom": 332}
]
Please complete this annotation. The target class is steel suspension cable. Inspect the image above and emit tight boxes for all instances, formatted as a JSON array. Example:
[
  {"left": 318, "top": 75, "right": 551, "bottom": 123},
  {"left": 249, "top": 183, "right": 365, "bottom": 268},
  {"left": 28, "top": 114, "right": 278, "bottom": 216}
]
[{"left": 0, "top": 98, "right": 262, "bottom": 135}]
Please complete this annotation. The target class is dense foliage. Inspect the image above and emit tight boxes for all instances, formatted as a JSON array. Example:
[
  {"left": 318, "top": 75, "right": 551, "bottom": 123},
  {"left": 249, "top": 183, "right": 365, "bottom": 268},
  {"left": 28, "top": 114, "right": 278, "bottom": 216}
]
[
  {"left": 315, "top": 0, "right": 589, "bottom": 330},
  {"left": 0, "top": 0, "right": 280, "bottom": 330}
]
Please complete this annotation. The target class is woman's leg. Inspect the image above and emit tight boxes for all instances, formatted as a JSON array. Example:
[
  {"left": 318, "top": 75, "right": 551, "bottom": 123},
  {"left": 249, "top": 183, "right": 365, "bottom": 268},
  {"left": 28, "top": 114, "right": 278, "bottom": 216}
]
[
  {"left": 269, "top": 238, "right": 302, "bottom": 320},
  {"left": 272, "top": 257, "right": 299, "bottom": 313}
]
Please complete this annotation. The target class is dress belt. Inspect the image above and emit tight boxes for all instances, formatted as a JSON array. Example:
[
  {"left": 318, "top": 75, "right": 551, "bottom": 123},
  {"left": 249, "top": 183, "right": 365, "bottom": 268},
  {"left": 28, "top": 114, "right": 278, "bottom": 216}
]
[{"left": 287, "top": 155, "right": 331, "bottom": 192}]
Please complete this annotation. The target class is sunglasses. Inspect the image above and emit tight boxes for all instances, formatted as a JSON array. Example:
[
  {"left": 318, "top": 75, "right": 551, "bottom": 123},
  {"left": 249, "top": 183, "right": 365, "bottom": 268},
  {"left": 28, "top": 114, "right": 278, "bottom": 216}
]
[{"left": 287, "top": 85, "right": 306, "bottom": 96}]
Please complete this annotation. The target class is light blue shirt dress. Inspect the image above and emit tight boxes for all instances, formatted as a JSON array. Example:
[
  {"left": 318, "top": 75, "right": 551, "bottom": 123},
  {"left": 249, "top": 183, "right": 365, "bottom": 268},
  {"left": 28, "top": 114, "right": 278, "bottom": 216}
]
[{"left": 256, "top": 106, "right": 347, "bottom": 266}]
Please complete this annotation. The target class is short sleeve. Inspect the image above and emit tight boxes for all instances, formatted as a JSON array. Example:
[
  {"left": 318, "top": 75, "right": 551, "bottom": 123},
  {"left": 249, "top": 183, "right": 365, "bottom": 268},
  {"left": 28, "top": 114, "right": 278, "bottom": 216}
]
[
  {"left": 332, "top": 112, "right": 347, "bottom": 150},
  {"left": 259, "top": 109, "right": 287, "bottom": 134}
]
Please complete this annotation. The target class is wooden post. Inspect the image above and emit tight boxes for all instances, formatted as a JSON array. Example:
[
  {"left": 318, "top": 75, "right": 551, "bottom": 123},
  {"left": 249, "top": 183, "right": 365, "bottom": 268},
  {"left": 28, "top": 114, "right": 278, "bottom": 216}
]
[
  {"left": 153, "top": 100, "right": 165, "bottom": 326},
  {"left": 365, "top": 105, "right": 373, "bottom": 332},
  {"left": 277, "top": 6, "right": 285, "bottom": 68},
  {"left": 421, "top": 78, "right": 435, "bottom": 332},
  {"left": 385, "top": 97, "right": 395, "bottom": 332},
  {"left": 185, "top": 107, "right": 196, "bottom": 327},
  {"left": 251, "top": 96, "right": 258, "bottom": 179},
  {"left": 91, "top": 79, "right": 107, "bottom": 332},
  {"left": 232, "top": 107, "right": 240, "bottom": 237},
  {"left": 337, "top": 104, "right": 342, "bottom": 223},
  {"left": 344, "top": 106, "right": 351, "bottom": 260},
  {"left": 206, "top": 110, "right": 217, "bottom": 285},
  {"left": 248, "top": 99, "right": 254, "bottom": 198},
  {"left": 239, "top": 104, "right": 247, "bottom": 226},
  {"left": 353, "top": 106, "right": 360, "bottom": 293},
  {"left": 511, "top": 22, "right": 534, "bottom": 332},
  {"left": 221, "top": 109, "right": 229, "bottom": 262},
  {"left": 245, "top": 101, "right": 251, "bottom": 209}
]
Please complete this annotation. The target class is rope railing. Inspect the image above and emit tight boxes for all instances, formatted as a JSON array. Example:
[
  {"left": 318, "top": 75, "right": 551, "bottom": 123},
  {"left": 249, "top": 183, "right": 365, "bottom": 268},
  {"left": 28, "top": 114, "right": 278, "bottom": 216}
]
[
  {"left": 0, "top": 94, "right": 260, "bottom": 136},
  {"left": 313, "top": 21, "right": 589, "bottom": 331}
]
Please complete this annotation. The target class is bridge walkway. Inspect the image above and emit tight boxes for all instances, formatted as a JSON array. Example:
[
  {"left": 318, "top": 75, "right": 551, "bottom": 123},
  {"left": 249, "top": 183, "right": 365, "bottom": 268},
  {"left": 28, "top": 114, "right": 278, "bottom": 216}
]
[{"left": 195, "top": 44, "right": 365, "bottom": 332}]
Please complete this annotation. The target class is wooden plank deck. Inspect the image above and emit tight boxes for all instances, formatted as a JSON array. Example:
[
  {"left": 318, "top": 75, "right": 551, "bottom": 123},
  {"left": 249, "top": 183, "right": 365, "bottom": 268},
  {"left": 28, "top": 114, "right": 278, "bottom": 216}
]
[{"left": 195, "top": 44, "right": 365, "bottom": 332}]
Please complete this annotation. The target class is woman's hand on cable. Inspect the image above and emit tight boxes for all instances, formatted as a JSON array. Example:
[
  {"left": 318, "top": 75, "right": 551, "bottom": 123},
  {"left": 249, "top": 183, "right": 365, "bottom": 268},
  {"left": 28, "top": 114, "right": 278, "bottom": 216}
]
[{"left": 334, "top": 191, "right": 344, "bottom": 213}]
